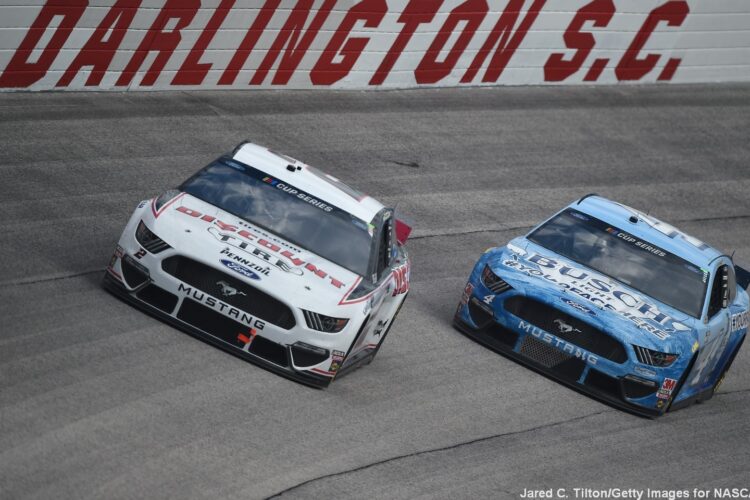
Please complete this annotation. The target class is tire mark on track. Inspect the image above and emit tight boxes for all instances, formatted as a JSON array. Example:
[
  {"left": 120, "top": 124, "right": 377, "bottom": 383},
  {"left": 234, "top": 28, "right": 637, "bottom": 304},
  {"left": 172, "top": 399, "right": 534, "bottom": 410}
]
[{"left": 266, "top": 410, "right": 611, "bottom": 499}]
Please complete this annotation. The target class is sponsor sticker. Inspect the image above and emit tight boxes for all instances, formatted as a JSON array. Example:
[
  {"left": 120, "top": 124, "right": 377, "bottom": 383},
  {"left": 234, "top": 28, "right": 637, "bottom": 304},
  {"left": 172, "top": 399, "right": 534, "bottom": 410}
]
[
  {"left": 262, "top": 175, "right": 334, "bottom": 212},
  {"left": 634, "top": 365, "right": 657, "bottom": 378},
  {"left": 221, "top": 258, "right": 262, "bottom": 280},
  {"left": 607, "top": 228, "right": 667, "bottom": 258},
  {"left": 460, "top": 282, "right": 474, "bottom": 305},
  {"left": 329, "top": 350, "right": 346, "bottom": 372},
  {"left": 730, "top": 311, "right": 749, "bottom": 332},
  {"left": 657, "top": 378, "right": 678, "bottom": 400},
  {"left": 175, "top": 205, "right": 346, "bottom": 289},
  {"left": 215, "top": 234, "right": 299, "bottom": 276},
  {"left": 504, "top": 253, "right": 690, "bottom": 340},
  {"left": 561, "top": 297, "right": 595, "bottom": 316}
]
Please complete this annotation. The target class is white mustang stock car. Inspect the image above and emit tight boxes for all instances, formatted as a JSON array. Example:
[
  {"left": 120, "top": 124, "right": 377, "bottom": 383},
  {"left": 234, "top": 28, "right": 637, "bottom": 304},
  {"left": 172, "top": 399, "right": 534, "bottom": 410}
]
[{"left": 103, "top": 142, "right": 411, "bottom": 387}]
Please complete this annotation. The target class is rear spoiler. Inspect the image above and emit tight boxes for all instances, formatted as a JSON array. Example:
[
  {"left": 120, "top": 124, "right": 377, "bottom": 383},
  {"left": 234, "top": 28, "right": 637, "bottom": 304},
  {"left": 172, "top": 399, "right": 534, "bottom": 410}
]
[{"left": 735, "top": 263, "right": 750, "bottom": 290}]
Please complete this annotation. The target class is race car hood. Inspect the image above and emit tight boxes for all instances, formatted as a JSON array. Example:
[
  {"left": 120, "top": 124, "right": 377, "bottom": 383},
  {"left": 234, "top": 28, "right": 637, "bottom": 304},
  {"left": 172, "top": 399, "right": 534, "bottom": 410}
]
[
  {"left": 146, "top": 193, "right": 361, "bottom": 314},
  {"left": 486, "top": 237, "right": 700, "bottom": 355}
]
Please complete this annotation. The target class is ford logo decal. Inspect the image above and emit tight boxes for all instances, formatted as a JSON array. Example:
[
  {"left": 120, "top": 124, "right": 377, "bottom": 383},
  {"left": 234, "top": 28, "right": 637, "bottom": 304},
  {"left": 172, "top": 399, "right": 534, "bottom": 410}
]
[
  {"left": 561, "top": 297, "right": 595, "bottom": 316},
  {"left": 221, "top": 259, "right": 260, "bottom": 280}
]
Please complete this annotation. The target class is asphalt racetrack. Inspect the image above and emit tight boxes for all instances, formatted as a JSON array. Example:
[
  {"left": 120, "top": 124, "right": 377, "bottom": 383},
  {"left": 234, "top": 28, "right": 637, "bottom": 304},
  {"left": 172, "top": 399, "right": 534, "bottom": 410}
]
[{"left": 2, "top": 84, "right": 750, "bottom": 499}]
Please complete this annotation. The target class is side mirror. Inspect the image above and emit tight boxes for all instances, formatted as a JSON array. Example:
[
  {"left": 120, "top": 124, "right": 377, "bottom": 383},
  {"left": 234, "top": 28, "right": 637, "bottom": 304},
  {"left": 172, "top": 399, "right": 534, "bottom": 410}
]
[
  {"left": 735, "top": 264, "right": 750, "bottom": 290},
  {"left": 395, "top": 218, "right": 413, "bottom": 244}
]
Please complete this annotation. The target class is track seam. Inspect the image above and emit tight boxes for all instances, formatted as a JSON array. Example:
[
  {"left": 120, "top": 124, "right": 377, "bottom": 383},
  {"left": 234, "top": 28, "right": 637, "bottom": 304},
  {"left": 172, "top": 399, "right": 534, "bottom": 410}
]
[
  {"left": 410, "top": 213, "right": 750, "bottom": 241},
  {"left": 0, "top": 269, "right": 102, "bottom": 288},
  {"left": 265, "top": 410, "right": 610, "bottom": 499}
]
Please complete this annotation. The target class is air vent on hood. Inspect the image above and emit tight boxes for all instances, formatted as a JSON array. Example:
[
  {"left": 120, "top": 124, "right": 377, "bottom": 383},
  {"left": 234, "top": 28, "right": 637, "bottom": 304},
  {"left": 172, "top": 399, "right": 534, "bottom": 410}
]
[
  {"left": 136, "top": 221, "right": 171, "bottom": 254},
  {"left": 481, "top": 265, "right": 512, "bottom": 294}
]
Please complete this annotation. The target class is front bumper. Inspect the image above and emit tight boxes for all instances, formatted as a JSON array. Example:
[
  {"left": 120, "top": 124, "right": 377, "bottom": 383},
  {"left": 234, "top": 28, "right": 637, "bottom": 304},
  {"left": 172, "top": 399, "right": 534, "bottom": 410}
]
[
  {"left": 102, "top": 213, "right": 362, "bottom": 388},
  {"left": 453, "top": 290, "right": 690, "bottom": 418},
  {"left": 454, "top": 313, "right": 665, "bottom": 418},
  {"left": 103, "top": 271, "right": 337, "bottom": 388}
]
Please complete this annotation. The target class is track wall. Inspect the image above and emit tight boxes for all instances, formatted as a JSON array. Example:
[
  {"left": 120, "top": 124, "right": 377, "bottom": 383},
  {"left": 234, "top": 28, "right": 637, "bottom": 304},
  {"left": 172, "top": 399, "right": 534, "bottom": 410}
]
[{"left": 0, "top": 0, "right": 748, "bottom": 90}]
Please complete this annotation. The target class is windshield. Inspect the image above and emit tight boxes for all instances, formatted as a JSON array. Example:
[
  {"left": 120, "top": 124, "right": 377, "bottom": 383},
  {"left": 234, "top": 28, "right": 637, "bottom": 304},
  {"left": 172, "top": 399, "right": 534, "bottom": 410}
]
[
  {"left": 528, "top": 208, "right": 708, "bottom": 318},
  {"left": 181, "top": 159, "right": 373, "bottom": 276}
]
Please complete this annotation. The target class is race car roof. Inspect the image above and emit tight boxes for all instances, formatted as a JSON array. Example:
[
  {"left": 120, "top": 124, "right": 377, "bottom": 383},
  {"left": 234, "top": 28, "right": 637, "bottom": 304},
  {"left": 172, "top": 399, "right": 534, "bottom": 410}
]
[
  {"left": 232, "top": 142, "right": 385, "bottom": 223},
  {"left": 573, "top": 195, "right": 723, "bottom": 268}
]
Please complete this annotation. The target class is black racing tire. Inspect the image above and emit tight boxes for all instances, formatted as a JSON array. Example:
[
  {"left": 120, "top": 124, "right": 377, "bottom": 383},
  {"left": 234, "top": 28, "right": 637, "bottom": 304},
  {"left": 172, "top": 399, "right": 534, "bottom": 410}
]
[{"left": 712, "top": 334, "right": 746, "bottom": 396}]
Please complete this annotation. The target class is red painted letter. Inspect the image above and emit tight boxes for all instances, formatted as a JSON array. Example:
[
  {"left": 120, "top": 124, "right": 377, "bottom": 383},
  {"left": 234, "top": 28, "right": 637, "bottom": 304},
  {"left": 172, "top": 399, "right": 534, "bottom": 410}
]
[
  {"left": 0, "top": 0, "right": 88, "bottom": 88},
  {"left": 218, "top": 0, "right": 279, "bottom": 85},
  {"left": 543, "top": 0, "right": 614, "bottom": 82},
  {"left": 281, "top": 250, "right": 305, "bottom": 267},
  {"left": 57, "top": 0, "right": 141, "bottom": 87},
  {"left": 615, "top": 0, "right": 688, "bottom": 81},
  {"left": 369, "top": 0, "right": 442, "bottom": 85},
  {"left": 415, "top": 0, "right": 488, "bottom": 84},
  {"left": 462, "top": 0, "right": 545, "bottom": 83},
  {"left": 177, "top": 206, "right": 201, "bottom": 217},
  {"left": 310, "top": 0, "right": 387, "bottom": 85},
  {"left": 305, "top": 263, "right": 327, "bottom": 278},
  {"left": 115, "top": 0, "right": 199, "bottom": 87},
  {"left": 250, "top": 0, "right": 337, "bottom": 85},
  {"left": 173, "top": 0, "right": 235, "bottom": 85}
]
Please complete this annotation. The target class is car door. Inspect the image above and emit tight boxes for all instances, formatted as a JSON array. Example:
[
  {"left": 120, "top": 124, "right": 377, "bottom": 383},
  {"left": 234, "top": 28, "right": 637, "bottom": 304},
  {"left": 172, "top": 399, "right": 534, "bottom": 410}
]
[
  {"left": 346, "top": 211, "right": 399, "bottom": 356},
  {"left": 688, "top": 260, "right": 732, "bottom": 389}
]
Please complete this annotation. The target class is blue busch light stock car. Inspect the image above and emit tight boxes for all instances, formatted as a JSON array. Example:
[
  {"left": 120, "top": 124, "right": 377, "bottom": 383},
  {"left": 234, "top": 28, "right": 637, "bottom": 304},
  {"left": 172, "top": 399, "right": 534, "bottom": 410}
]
[{"left": 454, "top": 194, "right": 749, "bottom": 417}]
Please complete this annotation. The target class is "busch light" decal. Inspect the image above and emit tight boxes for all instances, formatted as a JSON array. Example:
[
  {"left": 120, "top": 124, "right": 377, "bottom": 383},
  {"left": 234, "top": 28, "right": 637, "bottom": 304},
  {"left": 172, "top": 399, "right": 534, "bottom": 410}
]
[
  {"left": 221, "top": 259, "right": 262, "bottom": 280},
  {"left": 504, "top": 253, "right": 690, "bottom": 340}
]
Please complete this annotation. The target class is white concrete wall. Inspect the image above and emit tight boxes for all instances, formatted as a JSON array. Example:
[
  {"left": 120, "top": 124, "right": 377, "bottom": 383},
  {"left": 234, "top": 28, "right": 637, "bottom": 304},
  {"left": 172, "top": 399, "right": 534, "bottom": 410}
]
[{"left": 0, "top": 0, "right": 748, "bottom": 91}]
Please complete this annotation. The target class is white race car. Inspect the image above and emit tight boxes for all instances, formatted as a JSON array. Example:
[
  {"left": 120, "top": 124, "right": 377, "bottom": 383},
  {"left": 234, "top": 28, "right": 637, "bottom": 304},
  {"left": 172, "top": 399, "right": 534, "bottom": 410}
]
[{"left": 103, "top": 142, "right": 411, "bottom": 387}]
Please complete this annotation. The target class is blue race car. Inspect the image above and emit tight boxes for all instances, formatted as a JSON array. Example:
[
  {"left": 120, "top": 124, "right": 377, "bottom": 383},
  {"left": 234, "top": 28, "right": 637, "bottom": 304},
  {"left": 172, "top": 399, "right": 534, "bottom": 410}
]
[{"left": 454, "top": 194, "right": 749, "bottom": 417}]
